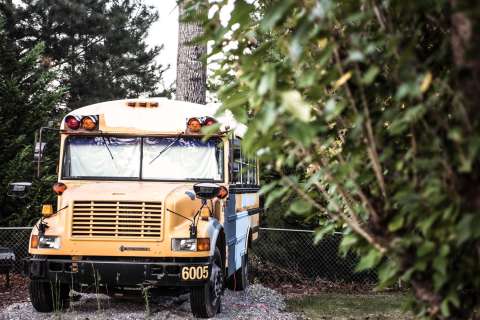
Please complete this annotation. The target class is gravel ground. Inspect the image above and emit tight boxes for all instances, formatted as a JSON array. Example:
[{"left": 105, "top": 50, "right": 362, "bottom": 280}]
[{"left": 0, "top": 284, "right": 301, "bottom": 320}]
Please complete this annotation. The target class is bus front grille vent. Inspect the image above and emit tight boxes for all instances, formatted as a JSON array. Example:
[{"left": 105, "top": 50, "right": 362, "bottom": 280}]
[{"left": 71, "top": 201, "right": 162, "bottom": 239}]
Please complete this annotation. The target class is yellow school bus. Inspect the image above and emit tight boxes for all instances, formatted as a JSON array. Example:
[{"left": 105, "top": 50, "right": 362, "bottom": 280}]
[{"left": 25, "top": 98, "right": 261, "bottom": 318}]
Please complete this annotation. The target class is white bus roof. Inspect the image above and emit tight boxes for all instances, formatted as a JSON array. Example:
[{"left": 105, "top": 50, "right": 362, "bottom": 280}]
[{"left": 61, "top": 97, "right": 247, "bottom": 137}]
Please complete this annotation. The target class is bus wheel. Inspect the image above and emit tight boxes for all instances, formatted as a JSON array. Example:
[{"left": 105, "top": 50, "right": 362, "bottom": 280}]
[
  {"left": 190, "top": 247, "right": 224, "bottom": 318},
  {"left": 29, "top": 279, "right": 70, "bottom": 312},
  {"left": 226, "top": 252, "right": 249, "bottom": 291}
]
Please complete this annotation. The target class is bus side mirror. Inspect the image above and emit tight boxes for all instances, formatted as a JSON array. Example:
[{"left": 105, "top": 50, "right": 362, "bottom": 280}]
[
  {"left": 193, "top": 183, "right": 220, "bottom": 200},
  {"left": 7, "top": 182, "right": 32, "bottom": 198},
  {"left": 34, "top": 142, "right": 46, "bottom": 163}
]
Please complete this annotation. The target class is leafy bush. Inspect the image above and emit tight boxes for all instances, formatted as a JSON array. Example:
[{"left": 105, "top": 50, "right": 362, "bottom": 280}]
[
  {"left": 191, "top": 0, "right": 480, "bottom": 318},
  {"left": 0, "top": 7, "right": 66, "bottom": 225}
]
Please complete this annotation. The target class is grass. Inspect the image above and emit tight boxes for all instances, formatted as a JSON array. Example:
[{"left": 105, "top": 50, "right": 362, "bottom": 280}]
[{"left": 287, "top": 292, "right": 411, "bottom": 320}]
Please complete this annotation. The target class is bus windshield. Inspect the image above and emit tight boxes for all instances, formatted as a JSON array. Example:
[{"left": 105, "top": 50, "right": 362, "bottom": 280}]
[{"left": 62, "top": 136, "right": 224, "bottom": 181}]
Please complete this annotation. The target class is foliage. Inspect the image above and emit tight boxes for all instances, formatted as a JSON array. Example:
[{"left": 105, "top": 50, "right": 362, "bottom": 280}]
[
  {"left": 0, "top": 0, "right": 168, "bottom": 225},
  {"left": 193, "top": 0, "right": 480, "bottom": 318},
  {"left": 0, "top": 2, "right": 65, "bottom": 225},
  {"left": 15, "top": 0, "right": 171, "bottom": 109}
]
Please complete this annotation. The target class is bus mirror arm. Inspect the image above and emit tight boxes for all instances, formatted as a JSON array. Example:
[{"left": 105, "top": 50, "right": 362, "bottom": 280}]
[
  {"left": 166, "top": 207, "right": 198, "bottom": 238},
  {"left": 165, "top": 200, "right": 209, "bottom": 239},
  {"left": 35, "top": 127, "right": 60, "bottom": 178},
  {"left": 190, "top": 199, "right": 209, "bottom": 238},
  {"left": 36, "top": 205, "right": 68, "bottom": 237}
]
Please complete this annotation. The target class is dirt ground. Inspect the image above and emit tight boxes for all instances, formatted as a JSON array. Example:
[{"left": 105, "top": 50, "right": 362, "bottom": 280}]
[
  {"left": 0, "top": 274, "right": 298, "bottom": 320},
  {"left": 0, "top": 274, "right": 29, "bottom": 309}
]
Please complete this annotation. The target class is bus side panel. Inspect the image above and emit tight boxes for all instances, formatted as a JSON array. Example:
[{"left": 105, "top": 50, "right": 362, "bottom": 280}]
[{"left": 224, "top": 192, "right": 258, "bottom": 276}]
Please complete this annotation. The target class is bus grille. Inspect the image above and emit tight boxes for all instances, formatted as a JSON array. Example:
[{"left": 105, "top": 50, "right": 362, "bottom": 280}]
[{"left": 71, "top": 201, "right": 162, "bottom": 239}]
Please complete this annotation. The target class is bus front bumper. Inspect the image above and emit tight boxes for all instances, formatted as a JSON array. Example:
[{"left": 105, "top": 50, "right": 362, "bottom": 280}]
[{"left": 25, "top": 256, "right": 212, "bottom": 288}]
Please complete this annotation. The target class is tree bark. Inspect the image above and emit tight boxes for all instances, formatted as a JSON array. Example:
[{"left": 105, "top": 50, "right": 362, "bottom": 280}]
[
  {"left": 450, "top": 0, "right": 480, "bottom": 111},
  {"left": 176, "top": 1, "right": 207, "bottom": 104}
]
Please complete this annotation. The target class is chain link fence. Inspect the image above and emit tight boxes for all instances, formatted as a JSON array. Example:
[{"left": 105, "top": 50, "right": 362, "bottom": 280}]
[
  {"left": 250, "top": 227, "right": 377, "bottom": 285},
  {"left": 0, "top": 227, "right": 31, "bottom": 273},
  {"left": 0, "top": 227, "right": 377, "bottom": 284}
]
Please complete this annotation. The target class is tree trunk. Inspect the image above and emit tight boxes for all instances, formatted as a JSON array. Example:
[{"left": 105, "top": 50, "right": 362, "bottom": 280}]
[
  {"left": 450, "top": 0, "right": 480, "bottom": 111},
  {"left": 176, "top": 1, "right": 207, "bottom": 104}
]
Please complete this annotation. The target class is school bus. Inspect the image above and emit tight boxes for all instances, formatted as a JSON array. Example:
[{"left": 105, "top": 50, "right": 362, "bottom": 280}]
[{"left": 24, "top": 98, "right": 261, "bottom": 318}]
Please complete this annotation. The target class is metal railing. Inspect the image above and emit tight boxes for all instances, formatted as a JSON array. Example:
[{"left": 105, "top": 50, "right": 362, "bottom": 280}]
[{"left": 0, "top": 227, "right": 377, "bottom": 284}]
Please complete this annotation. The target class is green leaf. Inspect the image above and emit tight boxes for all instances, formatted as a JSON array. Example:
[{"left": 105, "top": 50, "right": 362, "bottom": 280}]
[
  {"left": 314, "top": 224, "right": 336, "bottom": 244},
  {"left": 440, "top": 300, "right": 450, "bottom": 317},
  {"left": 339, "top": 234, "right": 358, "bottom": 255},
  {"left": 324, "top": 98, "right": 346, "bottom": 122},
  {"left": 361, "top": 66, "right": 380, "bottom": 85},
  {"left": 403, "top": 104, "right": 426, "bottom": 123},
  {"left": 257, "top": 68, "right": 276, "bottom": 96},
  {"left": 259, "top": 182, "right": 278, "bottom": 196},
  {"left": 290, "top": 199, "right": 312, "bottom": 214},
  {"left": 281, "top": 90, "right": 312, "bottom": 122},
  {"left": 388, "top": 215, "right": 404, "bottom": 232},
  {"left": 200, "top": 123, "right": 221, "bottom": 137},
  {"left": 229, "top": 0, "right": 254, "bottom": 26},
  {"left": 347, "top": 50, "right": 364, "bottom": 62},
  {"left": 258, "top": 101, "right": 277, "bottom": 134},
  {"left": 417, "top": 241, "right": 435, "bottom": 257},
  {"left": 355, "top": 249, "right": 383, "bottom": 272},
  {"left": 433, "top": 255, "right": 447, "bottom": 275},
  {"left": 433, "top": 272, "right": 446, "bottom": 291},
  {"left": 265, "top": 186, "right": 289, "bottom": 208},
  {"left": 288, "top": 122, "right": 316, "bottom": 146},
  {"left": 377, "top": 261, "right": 399, "bottom": 288},
  {"left": 260, "top": 0, "right": 294, "bottom": 31}
]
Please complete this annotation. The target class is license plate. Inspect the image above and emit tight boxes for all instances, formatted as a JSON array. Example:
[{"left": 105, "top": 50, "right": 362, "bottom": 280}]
[{"left": 181, "top": 266, "right": 209, "bottom": 280}]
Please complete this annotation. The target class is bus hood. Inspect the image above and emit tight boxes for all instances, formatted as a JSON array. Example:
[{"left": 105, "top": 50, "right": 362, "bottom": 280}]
[{"left": 59, "top": 181, "right": 193, "bottom": 205}]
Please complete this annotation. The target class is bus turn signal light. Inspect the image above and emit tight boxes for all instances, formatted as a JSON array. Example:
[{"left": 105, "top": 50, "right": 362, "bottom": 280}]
[
  {"left": 53, "top": 182, "right": 67, "bottom": 195},
  {"left": 41, "top": 204, "right": 54, "bottom": 217},
  {"left": 187, "top": 117, "right": 202, "bottom": 133},
  {"left": 197, "top": 238, "right": 210, "bottom": 251},
  {"left": 30, "top": 235, "right": 39, "bottom": 249},
  {"left": 203, "top": 117, "right": 217, "bottom": 126},
  {"left": 81, "top": 115, "right": 98, "bottom": 130},
  {"left": 65, "top": 115, "right": 81, "bottom": 130},
  {"left": 217, "top": 186, "right": 228, "bottom": 199}
]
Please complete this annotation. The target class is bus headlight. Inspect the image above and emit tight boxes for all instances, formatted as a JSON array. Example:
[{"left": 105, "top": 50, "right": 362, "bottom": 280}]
[
  {"left": 172, "top": 238, "right": 210, "bottom": 252},
  {"left": 38, "top": 236, "right": 61, "bottom": 249}
]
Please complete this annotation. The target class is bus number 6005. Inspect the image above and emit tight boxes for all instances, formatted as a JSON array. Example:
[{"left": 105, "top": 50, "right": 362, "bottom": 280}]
[{"left": 181, "top": 266, "right": 209, "bottom": 280}]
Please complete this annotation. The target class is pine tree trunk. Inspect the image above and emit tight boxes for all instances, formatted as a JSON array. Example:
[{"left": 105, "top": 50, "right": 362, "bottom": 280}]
[{"left": 176, "top": 1, "right": 207, "bottom": 105}]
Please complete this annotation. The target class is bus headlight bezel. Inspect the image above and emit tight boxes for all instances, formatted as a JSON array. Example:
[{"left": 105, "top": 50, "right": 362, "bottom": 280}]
[
  {"left": 38, "top": 236, "right": 61, "bottom": 249},
  {"left": 172, "top": 238, "right": 210, "bottom": 252}
]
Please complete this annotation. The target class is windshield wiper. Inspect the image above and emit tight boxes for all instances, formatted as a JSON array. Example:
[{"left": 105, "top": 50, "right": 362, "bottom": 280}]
[
  {"left": 149, "top": 133, "right": 183, "bottom": 165},
  {"left": 101, "top": 136, "right": 114, "bottom": 159}
]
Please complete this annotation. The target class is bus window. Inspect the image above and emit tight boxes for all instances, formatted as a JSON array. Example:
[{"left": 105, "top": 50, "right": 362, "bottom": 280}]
[
  {"left": 142, "top": 137, "right": 224, "bottom": 181},
  {"left": 63, "top": 136, "right": 141, "bottom": 179},
  {"left": 232, "top": 139, "right": 242, "bottom": 183},
  {"left": 231, "top": 138, "right": 258, "bottom": 186}
]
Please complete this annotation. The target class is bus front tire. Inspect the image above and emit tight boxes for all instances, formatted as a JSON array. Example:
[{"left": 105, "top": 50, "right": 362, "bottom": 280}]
[
  {"left": 29, "top": 279, "right": 70, "bottom": 312},
  {"left": 190, "top": 247, "right": 224, "bottom": 318},
  {"left": 226, "top": 252, "right": 249, "bottom": 291}
]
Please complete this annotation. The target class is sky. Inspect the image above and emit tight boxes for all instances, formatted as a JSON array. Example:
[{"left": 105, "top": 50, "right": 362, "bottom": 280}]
[{"left": 143, "top": 0, "right": 179, "bottom": 90}]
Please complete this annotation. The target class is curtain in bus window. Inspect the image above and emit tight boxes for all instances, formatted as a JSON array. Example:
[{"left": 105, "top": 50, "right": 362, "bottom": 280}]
[
  {"left": 67, "top": 137, "right": 141, "bottom": 178},
  {"left": 142, "top": 137, "right": 221, "bottom": 180}
]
